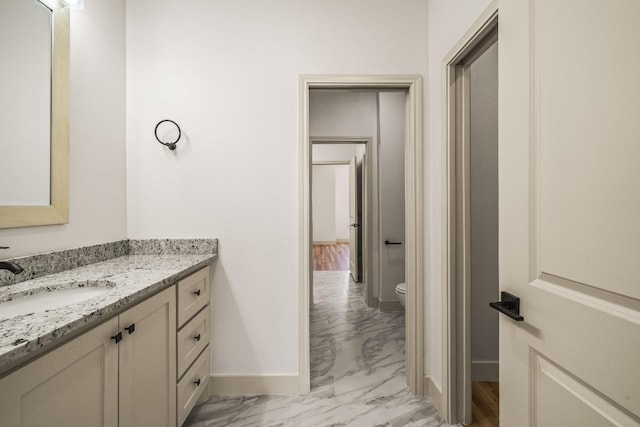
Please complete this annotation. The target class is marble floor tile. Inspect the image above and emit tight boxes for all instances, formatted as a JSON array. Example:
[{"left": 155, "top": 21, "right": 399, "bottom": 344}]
[{"left": 185, "top": 271, "right": 459, "bottom": 427}]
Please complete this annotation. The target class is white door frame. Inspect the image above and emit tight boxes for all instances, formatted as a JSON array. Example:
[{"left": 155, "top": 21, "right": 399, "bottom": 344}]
[
  {"left": 299, "top": 75, "right": 424, "bottom": 394},
  {"left": 441, "top": 3, "right": 498, "bottom": 424},
  {"left": 311, "top": 138, "right": 376, "bottom": 307}
]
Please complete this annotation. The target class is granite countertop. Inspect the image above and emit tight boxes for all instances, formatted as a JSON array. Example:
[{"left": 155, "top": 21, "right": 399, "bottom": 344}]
[{"left": 0, "top": 246, "right": 215, "bottom": 375}]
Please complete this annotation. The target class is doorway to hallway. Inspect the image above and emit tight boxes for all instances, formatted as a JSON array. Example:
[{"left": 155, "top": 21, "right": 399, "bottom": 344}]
[
  {"left": 443, "top": 7, "right": 499, "bottom": 426},
  {"left": 299, "top": 75, "right": 424, "bottom": 397}
]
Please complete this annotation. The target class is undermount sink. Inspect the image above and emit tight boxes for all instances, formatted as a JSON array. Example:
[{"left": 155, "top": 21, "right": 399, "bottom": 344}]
[{"left": 0, "top": 280, "right": 116, "bottom": 320}]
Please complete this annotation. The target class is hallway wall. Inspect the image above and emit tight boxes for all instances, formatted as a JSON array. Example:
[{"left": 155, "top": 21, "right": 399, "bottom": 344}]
[
  {"left": 126, "top": 0, "right": 428, "bottom": 379},
  {"left": 378, "top": 92, "right": 406, "bottom": 301}
]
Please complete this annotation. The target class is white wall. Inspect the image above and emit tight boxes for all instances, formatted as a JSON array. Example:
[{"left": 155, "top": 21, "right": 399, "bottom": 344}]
[
  {"left": 126, "top": 0, "right": 428, "bottom": 377},
  {"left": 311, "top": 164, "right": 349, "bottom": 243},
  {"left": 312, "top": 144, "right": 358, "bottom": 163},
  {"left": 0, "top": 0, "right": 127, "bottom": 258},
  {"left": 312, "top": 145, "right": 359, "bottom": 242},
  {"left": 312, "top": 165, "right": 337, "bottom": 243},
  {"left": 469, "top": 43, "right": 499, "bottom": 377},
  {"left": 426, "top": 0, "right": 494, "bottom": 389},
  {"left": 378, "top": 92, "right": 406, "bottom": 300}
]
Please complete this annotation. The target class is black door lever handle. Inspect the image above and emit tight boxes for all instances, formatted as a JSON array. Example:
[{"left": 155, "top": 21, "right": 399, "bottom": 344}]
[
  {"left": 490, "top": 291, "right": 524, "bottom": 321},
  {"left": 111, "top": 332, "right": 123, "bottom": 344}
]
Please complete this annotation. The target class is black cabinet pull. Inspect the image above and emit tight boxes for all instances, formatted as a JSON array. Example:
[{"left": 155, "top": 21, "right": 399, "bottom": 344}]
[
  {"left": 194, "top": 334, "right": 201, "bottom": 342},
  {"left": 125, "top": 324, "right": 136, "bottom": 335},
  {"left": 111, "top": 332, "right": 123, "bottom": 344},
  {"left": 490, "top": 291, "right": 524, "bottom": 321},
  {"left": 194, "top": 378, "right": 201, "bottom": 387},
  {"left": 193, "top": 289, "right": 201, "bottom": 297},
  {"left": 384, "top": 240, "right": 402, "bottom": 245}
]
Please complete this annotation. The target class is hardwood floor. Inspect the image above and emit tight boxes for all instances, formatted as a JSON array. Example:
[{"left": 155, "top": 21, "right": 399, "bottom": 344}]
[
  {"left": 468, "top": 381, "right": 499, "bottom": 427},
  {"left": 313, "top": 243, "right": 350, "bottom": 271}
]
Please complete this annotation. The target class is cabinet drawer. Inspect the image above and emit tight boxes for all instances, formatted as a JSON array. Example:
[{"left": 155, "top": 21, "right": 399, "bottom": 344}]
[
  {"left": 177, "top": 267, "right": 210, "bottom": 327},
  {"left": 177, "top": 307, "right": 209, "bottom": 379},
  {"left": 177, "top": 346, "right": 209, "bottom": 427}
]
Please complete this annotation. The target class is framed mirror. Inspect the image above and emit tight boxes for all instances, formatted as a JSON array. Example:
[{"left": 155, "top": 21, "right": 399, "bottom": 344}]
[{"left": 0, "top": 2, "right": 69, "bottom": 228}]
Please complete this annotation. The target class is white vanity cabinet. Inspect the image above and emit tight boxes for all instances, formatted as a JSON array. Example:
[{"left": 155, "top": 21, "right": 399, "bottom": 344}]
[
  {"left": 0, "top": 285, "right": 176, "bottom": 427},
  {"left": 0, "top": 265, "right": 212, "bottom": 427},
  {"left": 175, "top": 266, "right": 211, "bottom": 426}
]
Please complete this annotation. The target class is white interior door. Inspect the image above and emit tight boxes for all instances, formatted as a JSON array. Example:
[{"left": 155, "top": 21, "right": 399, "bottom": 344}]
[
  {"left": 500, "top": 0, "right": 640, "bottom": 425},
  {"left": 349, "top": 156, "right": 359, "bottom": 281}
]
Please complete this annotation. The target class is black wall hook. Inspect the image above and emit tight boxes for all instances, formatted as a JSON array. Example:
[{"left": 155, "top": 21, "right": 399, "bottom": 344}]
[{"left": 154, "top": 119, "right": 181, "bottom": 150}]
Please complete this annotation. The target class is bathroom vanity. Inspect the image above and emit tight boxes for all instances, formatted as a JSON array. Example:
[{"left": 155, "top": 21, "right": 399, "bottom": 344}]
[{"left": 0, "top": 239, "right": 216, "bottom": 427}]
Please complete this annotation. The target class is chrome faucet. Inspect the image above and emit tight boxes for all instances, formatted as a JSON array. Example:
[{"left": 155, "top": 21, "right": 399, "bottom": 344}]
[{"left": 0, "top": 247, "right": 24, "bottom": 275}]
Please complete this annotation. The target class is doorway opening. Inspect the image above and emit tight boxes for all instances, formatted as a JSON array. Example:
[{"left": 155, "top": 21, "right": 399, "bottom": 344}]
[
  {"left": 310, "top": 138, "right": 370, "bottom": 302},
  {"left": 299, "top": 76, "right": 423, "bottom": 396},
  {"left": 442, "top": 5, "right": 499, "bottom": 426},
  {"left": 311, "top": 156, "right": 353, "bottom": 273}
]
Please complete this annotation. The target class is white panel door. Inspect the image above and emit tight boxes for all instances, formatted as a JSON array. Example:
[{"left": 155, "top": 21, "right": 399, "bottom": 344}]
[
  {"left": 349, "top": 156, "right": 360, "bottom": 281},
  {"left": 500, "top": 0, "right": 640, "bottom": 425}
]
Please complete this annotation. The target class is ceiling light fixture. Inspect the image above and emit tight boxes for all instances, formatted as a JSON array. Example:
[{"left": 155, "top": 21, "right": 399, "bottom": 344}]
[
  {"left": 62, "top": 0, "right": 84, "bottom": 10},
  {"left": 38, "top": 0, "right": 84, "bottom": 11}
]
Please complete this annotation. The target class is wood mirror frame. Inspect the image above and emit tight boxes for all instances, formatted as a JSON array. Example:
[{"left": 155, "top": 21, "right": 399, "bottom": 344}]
[{"left": 0, "top": 7, "right": 69, "bottom": 228}]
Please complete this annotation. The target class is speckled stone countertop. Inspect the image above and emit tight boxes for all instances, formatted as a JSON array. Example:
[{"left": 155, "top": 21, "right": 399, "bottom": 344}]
[{"left": 0, "top": 239, "right": 217, "bottom": 375}]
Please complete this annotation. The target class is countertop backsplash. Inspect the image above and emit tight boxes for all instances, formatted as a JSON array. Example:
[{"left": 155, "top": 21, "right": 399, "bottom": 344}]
[
  {"left": 128, "top": 238, "right": 218, "bottom": 256},
  {"left": 0, "top": 239, "right": 218, "bottom": 288}
]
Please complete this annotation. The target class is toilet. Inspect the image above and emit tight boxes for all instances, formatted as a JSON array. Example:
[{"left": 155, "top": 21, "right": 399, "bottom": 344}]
[{"left": 394, "top": 282, "right": 406, "bottom": 309}]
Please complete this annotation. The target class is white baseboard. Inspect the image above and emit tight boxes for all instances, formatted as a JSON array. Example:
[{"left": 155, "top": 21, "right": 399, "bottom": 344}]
[
  {"left": 377, "top": 298, "right": 404, "bottom": 312},
  {"left": 424, "top": 375, "right": 444, "bottom": 418},
  {"left": 208, "top": 374, "right": 300, "bottom": 396},
  {"left": 313, "top": 241, "right": 337, "bottom": 246},
  {"left": 336, "top": 239, "right": 349, "bottom": 243},
  {"left": 471, "top": 361, "right": 499, "bottom": 381}
]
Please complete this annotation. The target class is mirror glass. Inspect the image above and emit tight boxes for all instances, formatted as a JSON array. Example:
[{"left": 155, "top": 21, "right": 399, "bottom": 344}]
[
  {"left": 0, "top": 1, "right": 69, "bottom": 228},
  {"left": 0, "top": 0, "right": 52, "bottom": 205}
]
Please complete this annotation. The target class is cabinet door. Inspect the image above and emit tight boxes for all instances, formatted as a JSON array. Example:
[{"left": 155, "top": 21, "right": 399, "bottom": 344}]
[
  {"left": 119, "top": 286, "right": 176, "bottom": 427},
  {"left": 0, "top": 317, "right": 119, "bottom": 427}
]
